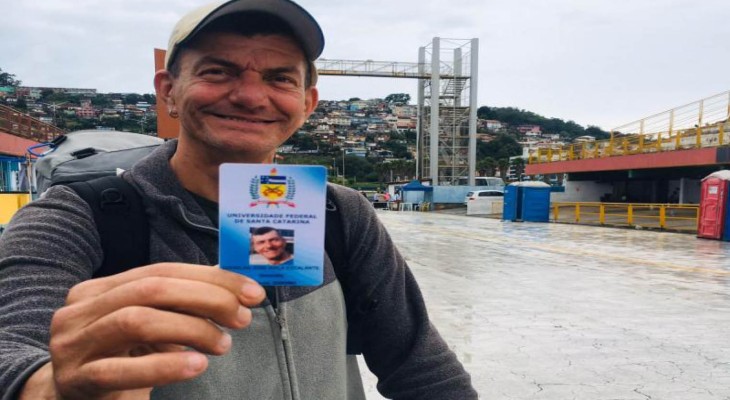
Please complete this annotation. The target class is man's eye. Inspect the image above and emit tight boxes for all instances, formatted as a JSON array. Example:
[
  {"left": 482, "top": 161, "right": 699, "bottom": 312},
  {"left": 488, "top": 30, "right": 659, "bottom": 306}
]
[
  {"left": 200, "top": 68, "right": 230, "bottom": 78},
  {"left": 272, "top": 75, "right": 297, "bottom": 85}
]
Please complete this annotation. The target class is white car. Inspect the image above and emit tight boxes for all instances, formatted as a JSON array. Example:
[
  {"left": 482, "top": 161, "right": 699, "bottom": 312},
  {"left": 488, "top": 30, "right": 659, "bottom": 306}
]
[{"left": 464, "top": 189, "right": 504, "bottom": 205}]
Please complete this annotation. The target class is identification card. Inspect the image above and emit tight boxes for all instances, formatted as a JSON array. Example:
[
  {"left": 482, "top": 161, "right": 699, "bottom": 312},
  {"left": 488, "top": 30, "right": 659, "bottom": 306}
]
[{"left": 219, "top": 164, "right": 327, "bottom": 286}]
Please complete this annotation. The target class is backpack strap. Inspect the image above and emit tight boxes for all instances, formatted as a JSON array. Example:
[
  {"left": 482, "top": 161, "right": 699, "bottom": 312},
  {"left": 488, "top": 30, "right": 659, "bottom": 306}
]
[
  {"left": 66, "top": 175, "right": 149, "bottom": 278},
  {"left": 325, "top": 184, "right": 365, "bottom": 355}
]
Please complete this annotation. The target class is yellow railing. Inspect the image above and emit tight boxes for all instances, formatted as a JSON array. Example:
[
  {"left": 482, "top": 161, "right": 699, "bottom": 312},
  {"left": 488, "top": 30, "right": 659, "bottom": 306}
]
[
  {"left": 0, "top": 193, "right": 32, "bottom": 224},
  {"left": 529, "top": 90, "right": 730, "bottom": 164},
  {"left": 551, "top": 202, "right": 699, "bottom": 233}
]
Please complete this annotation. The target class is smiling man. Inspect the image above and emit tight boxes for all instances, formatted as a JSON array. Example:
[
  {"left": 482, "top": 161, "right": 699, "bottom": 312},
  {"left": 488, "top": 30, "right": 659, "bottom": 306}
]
[
  {"left": 0, "top": 1, "right": 477, "bottom": 399},
  {"left": 251, "top": 227, "right": 293, "bottom": 265}
]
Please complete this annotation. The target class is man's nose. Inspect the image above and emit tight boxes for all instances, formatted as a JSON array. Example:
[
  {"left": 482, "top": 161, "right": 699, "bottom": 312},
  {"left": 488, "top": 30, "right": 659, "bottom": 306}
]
[{"left": 229, "top": 71, "right": 268, "bottom": 108}]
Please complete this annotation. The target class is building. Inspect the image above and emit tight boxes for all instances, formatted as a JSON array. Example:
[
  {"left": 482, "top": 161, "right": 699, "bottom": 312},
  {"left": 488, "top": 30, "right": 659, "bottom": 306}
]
[
  {"left": 517, "top": 124, "right": 542, "bottom": 136},
  {"left": 75, "top": 100, "right": 97, "bottom": 119},
  {"left": 483, "top": 119, "right": 503, "bottom": 131}
]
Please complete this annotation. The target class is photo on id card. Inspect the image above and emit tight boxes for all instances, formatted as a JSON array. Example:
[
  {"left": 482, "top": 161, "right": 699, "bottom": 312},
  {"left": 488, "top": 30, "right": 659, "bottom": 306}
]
[{"left": 219, "top": 164, "right": 327, "bottom": 286}]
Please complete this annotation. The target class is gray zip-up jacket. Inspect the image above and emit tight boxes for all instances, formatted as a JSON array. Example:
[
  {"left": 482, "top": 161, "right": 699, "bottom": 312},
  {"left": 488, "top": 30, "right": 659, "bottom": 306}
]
[{"left": 0, "top": 140, "right": 477, "bottom": 399}]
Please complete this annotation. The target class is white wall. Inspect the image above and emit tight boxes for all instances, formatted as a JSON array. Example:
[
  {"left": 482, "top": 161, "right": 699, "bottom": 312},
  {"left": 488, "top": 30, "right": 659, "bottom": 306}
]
[
  {"left": 551, "top": 180, "right": 613, "bottom": 202},
  {"left": 467, "top": 198, "right": 504, "bottom": 215}
]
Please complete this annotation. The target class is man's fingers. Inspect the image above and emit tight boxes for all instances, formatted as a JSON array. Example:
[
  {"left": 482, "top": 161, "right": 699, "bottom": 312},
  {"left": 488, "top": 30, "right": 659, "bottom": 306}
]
[
  {"left": 98, "top": 306, "right": 232, "bottom": 355},
  {"left": 50, "top": 306, "right": 231, "bottom": 363},
  {"left": 130, "top": 343, "right": 186, "bottom": 357},
  {"left": 67, "top": 351, "right": 209, "bottom": 393},
  {"left": 60, "top": 276, "right": 253, "bottom": 331},
  {"left": 66, "top": 263, "right": 265, "bottom": 306}
]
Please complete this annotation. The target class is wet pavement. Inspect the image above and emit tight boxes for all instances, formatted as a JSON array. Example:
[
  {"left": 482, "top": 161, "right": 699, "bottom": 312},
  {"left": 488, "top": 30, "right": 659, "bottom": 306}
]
[{"left": 358, "top": 209, "right": 730, "bottom": 399}]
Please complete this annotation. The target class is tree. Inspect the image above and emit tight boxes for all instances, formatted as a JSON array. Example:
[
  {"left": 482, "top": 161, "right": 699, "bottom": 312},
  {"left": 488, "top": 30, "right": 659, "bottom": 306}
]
[
  {"left": 403, "top": 129, "right": 417, "bottom": 143},
  {"left": 284, "top": 132, "right": 318, "bottom": 151},
  {"left": 384, "top": 93, "right": 410, "bottom": 105},
  {"left": 341, "top": 155, "right": 373, "bottom": 183},
  {"left": 142, "top": 93, "right": 157, "bottom": 105},
  {"left": 372, "top": 159, "right": 415, "bottom": 183},
  {"left": 477, "top": 157, "right": 497, "bottom": 176},
  {"left": 477, "top": 105, "right": 606, "bottom": 141},
  {"left": 497, "top": 158, "right": 510, "bottom": 180},
  {"left": 0, "top": 68, "right": 21, "bottom": 87},
  {"left": 123, "top": 93, "right": 143, "bottom": 105},
  {"left": 381, "top": 140, "right": 411, "bottom": 159},
  {"left": 585, "top": 125, "right": 610, "bottom": 139},
  {"left": 478, "top": 134, "right": 522, "bottom": 160}
]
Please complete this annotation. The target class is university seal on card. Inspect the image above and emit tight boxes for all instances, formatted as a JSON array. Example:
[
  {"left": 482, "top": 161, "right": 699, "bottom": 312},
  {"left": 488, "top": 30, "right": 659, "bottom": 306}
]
[{"left": 249, "top": 168, "right": 296, "bottom": 208}]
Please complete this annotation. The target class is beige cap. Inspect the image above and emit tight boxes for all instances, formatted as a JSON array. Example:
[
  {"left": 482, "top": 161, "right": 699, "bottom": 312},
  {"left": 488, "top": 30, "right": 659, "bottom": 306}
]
[{"left": 165, "top": 0, "right": 325, "bottom": 69}]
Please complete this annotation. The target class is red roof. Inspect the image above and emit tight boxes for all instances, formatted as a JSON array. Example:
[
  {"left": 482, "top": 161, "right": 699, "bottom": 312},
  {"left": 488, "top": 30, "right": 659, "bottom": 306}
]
[{"left": 0, "top": 130, "right": 40, "bottom": 157}]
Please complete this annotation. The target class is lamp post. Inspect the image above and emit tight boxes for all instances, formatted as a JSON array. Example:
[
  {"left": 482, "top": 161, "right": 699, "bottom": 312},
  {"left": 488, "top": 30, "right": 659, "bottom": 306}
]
[{"left": 38, "top": 101, "right": 68, "bottom": 126}]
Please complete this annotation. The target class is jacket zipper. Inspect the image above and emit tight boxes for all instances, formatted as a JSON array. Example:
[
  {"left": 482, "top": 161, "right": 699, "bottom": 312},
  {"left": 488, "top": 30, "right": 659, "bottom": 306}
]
[
  {"left": 176, "top": 204, "right": 218, "bottom": 234},
  {"left": 176, "top": 204, "right": 302, "bottom": 398},
  {"left": 275, "top": 287, "right": 301, "bottom": 400}
]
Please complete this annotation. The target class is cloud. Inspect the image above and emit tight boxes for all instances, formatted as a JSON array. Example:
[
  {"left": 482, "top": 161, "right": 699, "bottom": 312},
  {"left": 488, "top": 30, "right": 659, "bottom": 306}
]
[{"left": 2, "top": 0, "right": 729, "bottom": 130}]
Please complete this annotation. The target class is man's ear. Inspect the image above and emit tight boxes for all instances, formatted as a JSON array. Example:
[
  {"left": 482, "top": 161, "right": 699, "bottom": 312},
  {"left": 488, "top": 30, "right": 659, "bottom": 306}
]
[
  {"left": 304, "top": 87, "right": 319, "bottom": 118},
  {"left": 154, "top": 70, "right": 176, "bottom": 115}
]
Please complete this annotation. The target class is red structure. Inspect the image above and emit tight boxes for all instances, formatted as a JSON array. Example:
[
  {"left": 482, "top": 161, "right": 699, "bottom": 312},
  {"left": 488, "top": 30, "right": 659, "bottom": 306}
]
[
  {"left": 525, "top": 148, "right": 722, "bottom": 175},
  {"left": 0, "top": 131, "right": 39, "bottom": 157}
]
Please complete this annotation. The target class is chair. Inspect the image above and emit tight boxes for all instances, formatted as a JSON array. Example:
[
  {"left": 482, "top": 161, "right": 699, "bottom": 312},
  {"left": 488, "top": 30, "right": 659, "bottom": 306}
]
[{"left": 398, "top": 202, "right": 414, "bottom": 211}]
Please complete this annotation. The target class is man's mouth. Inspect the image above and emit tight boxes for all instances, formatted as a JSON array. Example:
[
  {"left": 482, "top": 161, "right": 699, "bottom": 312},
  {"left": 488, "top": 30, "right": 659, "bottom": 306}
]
[{"left": 215, "top": 113, "right": 274, "bottom": 124}]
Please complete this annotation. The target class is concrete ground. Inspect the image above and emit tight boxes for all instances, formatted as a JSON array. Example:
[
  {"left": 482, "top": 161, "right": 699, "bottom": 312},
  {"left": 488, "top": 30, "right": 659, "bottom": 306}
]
[{"left": 358, "top": 209, "right": 730, "bottom": 399}]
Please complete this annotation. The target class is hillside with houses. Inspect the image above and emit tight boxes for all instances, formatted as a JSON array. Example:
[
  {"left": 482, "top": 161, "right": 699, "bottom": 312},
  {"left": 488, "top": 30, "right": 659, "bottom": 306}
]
[{"left": 0, "top": 71, "right": 609, "bottom": 186}]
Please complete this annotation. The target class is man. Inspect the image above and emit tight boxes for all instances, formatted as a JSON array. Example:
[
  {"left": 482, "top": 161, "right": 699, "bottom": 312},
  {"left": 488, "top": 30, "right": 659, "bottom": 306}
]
[
  {"left": 250, "top": 227, "right": 293, "bottom": 265},
  {"left": 0, "top": 1, "right": 477, "bottom": 399}
]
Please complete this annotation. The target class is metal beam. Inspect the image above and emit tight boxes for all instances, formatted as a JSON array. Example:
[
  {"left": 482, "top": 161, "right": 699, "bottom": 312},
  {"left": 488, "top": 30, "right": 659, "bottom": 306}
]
[
  {"left": 316, "top": 59, "right": 460, "bottom": 79},
  {"left": 430, "top": 38, "right": 440, "bottom": 184},
  {"left": 468, "top": 38, "right": 479, "bottom": 186}
]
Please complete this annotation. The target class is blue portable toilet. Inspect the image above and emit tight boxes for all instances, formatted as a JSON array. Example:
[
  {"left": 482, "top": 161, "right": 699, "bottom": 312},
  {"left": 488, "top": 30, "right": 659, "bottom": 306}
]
[
  {"left": 503, "top": 181, "right": 551, "bottom": 222},
  {"left": 503, "top": 184, "right": 520, "bottom": 221}
]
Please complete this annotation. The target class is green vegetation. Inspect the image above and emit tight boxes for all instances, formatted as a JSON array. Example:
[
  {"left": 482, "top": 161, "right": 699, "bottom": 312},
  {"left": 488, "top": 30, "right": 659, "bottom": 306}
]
[
  {"left": 477, "top": 106, "right": 610, "bottom": 140},
  {"left": 384, "top": 93, "right": 411, "bottom": 105},
  {"left": 0, "top": 68, "right": 21, "bottom": 87}
]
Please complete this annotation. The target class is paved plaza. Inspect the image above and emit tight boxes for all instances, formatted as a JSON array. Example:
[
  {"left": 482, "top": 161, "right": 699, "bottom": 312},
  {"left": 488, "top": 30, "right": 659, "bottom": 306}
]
[{"left": 359, "top": 210, "right": 730, "bottom": 399}]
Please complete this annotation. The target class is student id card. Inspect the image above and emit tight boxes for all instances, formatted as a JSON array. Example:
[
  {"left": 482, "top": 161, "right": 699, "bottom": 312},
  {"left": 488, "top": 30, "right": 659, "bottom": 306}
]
[{"left": 219, "top": 164, "right": 327, "bottom": 286}]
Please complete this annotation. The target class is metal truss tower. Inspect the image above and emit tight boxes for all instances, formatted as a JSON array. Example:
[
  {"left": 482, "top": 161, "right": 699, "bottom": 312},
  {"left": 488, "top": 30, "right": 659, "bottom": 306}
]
[
  {"left": 418, "top": 38, "right": 478, "bottom": 186},
  {"left": 315, "top": 37, "right": 478, "bottom": 185}
]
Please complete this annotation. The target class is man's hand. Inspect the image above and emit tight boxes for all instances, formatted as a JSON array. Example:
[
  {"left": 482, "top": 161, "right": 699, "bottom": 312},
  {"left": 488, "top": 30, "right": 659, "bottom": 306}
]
[{"left": 21, "top": 263, "right": 265, "bottom": 400}]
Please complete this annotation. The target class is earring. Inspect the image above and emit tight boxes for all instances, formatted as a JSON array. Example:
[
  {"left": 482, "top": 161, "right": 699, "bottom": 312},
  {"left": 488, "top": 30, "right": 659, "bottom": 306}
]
[{"left": 168, "top": 109, "right": 179, "bottom": 118}]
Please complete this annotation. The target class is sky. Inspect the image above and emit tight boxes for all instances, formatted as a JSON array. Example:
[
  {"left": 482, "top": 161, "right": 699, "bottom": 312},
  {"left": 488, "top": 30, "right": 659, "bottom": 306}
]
[{"left": 2, "top": 0, "right": 729, "bottom": 131}]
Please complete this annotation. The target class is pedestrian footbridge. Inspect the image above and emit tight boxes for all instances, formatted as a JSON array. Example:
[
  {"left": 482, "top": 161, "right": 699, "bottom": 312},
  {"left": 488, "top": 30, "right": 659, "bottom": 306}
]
[{"left": 526, "top": 90, "right": 730, "bottom": 175}]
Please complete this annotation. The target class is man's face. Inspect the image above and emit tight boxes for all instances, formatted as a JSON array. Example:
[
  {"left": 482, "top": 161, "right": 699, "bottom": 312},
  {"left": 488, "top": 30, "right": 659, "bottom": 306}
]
[
  {"left": 252, "top": 230, "right": 288, "bottom": 262},
  {"left": 162, "top": 32, "right": 318, "bottom": 162}
]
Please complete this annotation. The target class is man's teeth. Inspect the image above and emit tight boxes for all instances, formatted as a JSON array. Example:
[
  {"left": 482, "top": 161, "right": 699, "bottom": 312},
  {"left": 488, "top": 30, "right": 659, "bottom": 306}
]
[{"left": 221, "top": 116, "right": 268, "bottom": 123}]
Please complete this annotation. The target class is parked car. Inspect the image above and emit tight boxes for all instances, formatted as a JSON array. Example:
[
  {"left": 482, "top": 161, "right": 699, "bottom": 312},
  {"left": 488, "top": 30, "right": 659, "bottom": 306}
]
[{"left": 464, "top": 189, "right": 504, "bottom": 205}]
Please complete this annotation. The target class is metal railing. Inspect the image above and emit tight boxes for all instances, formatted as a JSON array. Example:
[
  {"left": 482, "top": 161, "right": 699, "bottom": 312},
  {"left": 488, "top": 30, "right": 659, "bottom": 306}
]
[
  {"left": 551, "top": 202, "right": 699, "bottom": 233},
  {"left": 0, "top": 104, "right": 64, "bottom": 142},
  {"left": 529, "top": 90, "right": 730, "bottom": 164}
]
